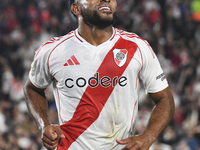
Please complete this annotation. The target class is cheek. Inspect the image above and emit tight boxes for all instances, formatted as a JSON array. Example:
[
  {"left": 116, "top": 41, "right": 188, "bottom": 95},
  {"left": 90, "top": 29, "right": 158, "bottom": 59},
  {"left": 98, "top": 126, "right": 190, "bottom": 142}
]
[
  {"left": 79, "top": 0, "right": 89, "bottom": 9},
  {"left": 80, "top": 1, "right": 97, "bottom": 12},
  {"left": 111, "top": 2, "right": 117, "bottom": 11}
]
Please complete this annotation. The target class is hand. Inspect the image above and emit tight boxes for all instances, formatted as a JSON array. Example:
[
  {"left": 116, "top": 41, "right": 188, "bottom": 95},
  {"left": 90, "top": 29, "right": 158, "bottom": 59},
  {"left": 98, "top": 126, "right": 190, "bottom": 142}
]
[
  {"left": 41, "top": 124, "right": 65, "bottom": 150},
  {"left": 116, "top": 134, "right": 154, "bottom": 150}
]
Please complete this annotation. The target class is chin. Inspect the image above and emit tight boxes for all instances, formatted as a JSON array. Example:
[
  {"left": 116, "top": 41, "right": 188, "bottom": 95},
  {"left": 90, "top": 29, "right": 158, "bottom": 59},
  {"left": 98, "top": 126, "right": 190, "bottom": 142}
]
[{"left": 82, "top": 9, "right": 117, "bottom": 28}]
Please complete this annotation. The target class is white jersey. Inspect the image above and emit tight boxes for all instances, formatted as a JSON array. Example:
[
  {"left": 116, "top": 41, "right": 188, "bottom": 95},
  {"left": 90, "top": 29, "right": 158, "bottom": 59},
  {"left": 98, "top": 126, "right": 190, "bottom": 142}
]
[{"left": 29, "top": 28, "right": 168, "bottom": 150}]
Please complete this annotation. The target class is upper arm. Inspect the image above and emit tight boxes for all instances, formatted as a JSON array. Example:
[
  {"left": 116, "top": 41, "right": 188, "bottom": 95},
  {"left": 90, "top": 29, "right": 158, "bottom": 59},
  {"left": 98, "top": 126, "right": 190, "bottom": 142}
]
[
  {"left": 24, "top": 78, "right": 46, "bottom": 98},
  {"left": 149, "top": 87, "right": 174, "bottom": 106},
  {"left": 137, "top": 39, "right": 168, "bottom": 94},
  {"left": 29, "top": 44, "right": 53, "bottom": 89}
]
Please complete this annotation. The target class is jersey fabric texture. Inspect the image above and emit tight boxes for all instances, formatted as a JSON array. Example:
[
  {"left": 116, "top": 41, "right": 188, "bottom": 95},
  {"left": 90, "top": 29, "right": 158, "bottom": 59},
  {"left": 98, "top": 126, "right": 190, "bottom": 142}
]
[{"left": 29, "top": 28, "right": 168, "bottom": 150}]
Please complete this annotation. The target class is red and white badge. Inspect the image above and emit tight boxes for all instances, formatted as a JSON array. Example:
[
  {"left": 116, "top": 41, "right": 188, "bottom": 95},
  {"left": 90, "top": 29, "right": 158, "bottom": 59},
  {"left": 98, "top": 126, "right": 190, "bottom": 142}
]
[{"left": 113, "top": 49, "right": 128, "bottom": 67}]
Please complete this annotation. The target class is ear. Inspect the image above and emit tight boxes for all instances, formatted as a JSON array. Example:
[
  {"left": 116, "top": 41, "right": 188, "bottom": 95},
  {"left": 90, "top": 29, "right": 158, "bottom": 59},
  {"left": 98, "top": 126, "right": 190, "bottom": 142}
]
[{"left": 71, "top": 3, "right": 81, "bottom": 16}]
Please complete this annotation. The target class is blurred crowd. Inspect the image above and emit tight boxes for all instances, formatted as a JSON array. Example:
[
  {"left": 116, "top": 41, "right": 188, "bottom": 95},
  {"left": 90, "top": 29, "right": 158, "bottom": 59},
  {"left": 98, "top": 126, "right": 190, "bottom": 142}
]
[{"left": 0, "top": 0, "right": 200, "bottom": 149}]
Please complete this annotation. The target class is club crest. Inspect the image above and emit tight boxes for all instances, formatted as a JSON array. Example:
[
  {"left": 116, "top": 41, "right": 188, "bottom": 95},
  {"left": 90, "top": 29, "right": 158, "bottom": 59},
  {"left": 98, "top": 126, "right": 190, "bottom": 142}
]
[{"left": 113, "top": 49, "right": 128, "bottom": 67}]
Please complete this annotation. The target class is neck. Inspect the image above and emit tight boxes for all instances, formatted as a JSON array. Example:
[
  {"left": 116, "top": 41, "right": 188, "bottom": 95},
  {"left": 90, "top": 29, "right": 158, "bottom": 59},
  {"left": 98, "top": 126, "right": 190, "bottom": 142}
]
[{"left": 78, "top": 19, "right": 113, "bottom": 46}]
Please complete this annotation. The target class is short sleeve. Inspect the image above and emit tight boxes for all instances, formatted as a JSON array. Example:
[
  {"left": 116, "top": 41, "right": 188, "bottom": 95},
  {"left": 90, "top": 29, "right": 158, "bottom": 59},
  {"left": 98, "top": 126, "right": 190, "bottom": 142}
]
[
  {"left": 29, "top": 45, "right": 53, "bottom": 89},
  {"left": 138, "top": 40, "right": 168, "bottom": 94}
]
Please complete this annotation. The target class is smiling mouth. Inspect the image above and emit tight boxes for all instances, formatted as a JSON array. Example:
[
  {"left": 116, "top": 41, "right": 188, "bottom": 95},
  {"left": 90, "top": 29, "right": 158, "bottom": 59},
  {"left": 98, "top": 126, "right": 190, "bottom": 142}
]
[{"left": 98, "top": 6, "right": 111, "bottom": 11}]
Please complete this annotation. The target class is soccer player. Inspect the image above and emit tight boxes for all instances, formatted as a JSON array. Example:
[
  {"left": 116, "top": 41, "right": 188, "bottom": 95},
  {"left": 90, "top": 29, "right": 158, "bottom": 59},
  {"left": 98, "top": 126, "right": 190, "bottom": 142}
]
[{"left": 24, "top": 0, "right": 175, "bottom": 149}]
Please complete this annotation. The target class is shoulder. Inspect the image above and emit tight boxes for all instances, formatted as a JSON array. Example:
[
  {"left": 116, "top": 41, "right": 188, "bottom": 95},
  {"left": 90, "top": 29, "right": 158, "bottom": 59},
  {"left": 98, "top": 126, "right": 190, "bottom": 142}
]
[
  {"left": 115, "top": 28, "right": 150, "bottom": 49},
  {"left": 115, "top": 28, "right": 154, "bottom": 56},
  {"left": 34, "top": 31, "right": 75, "bottom": 58},
  {"left": 115, "top": 28, "right": 138, "bottom": 39}
]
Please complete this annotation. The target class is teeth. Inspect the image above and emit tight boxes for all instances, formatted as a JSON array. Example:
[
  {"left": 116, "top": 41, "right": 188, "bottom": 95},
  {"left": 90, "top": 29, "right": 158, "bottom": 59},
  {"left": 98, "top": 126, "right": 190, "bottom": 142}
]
[{"left": 99, "top": 7, "right": 110, "bottom": 10}]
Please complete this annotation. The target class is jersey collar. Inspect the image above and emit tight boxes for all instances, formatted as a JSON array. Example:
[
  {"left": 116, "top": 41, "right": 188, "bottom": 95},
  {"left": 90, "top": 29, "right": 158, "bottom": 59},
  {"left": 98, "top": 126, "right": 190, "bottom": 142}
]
[{"left": 74, "top": 27, "right": 116, "bottom": 47}]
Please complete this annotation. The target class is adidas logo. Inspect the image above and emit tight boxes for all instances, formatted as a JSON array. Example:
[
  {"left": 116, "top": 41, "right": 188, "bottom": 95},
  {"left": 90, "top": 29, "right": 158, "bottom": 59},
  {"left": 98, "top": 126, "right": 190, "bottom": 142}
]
[{"left": 64, "top": 55, "right": 80, "bottom": 66}]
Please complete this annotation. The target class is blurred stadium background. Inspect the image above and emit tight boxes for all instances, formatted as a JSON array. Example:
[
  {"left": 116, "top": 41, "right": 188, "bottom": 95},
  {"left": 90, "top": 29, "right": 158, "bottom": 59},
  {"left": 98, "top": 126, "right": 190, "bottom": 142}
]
[{"left": 0, "top": 0, "right": 200, "bottom": 149}]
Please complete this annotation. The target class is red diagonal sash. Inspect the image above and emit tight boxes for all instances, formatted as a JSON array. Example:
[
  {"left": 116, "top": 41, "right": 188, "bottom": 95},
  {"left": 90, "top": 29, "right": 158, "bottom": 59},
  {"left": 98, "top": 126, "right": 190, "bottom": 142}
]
[{"left": 57, "top": 37, "right": 138, "bottom": 149}]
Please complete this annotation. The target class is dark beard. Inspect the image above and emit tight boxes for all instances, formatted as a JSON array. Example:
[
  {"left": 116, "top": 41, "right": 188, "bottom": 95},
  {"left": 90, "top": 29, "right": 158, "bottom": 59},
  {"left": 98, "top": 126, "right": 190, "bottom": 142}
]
[{"left": 81, "top": 8, "right": 118, "bottom": 29}]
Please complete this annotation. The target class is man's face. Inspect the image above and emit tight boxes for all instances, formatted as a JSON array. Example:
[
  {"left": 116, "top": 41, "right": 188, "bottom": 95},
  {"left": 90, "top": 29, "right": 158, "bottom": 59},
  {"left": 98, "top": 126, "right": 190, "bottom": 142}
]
[{"left": 78, "top": 0, "right": 118, "bottom": 29}]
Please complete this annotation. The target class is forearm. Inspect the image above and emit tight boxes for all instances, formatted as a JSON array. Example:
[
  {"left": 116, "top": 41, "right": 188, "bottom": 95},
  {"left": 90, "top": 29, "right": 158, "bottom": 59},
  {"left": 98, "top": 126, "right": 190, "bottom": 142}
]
[
  {"left": 24, "top": 79, "right": 51, "bottom": 130},
  {"left": 142, "top": 88, "right": 175, "bottom": 143}
]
